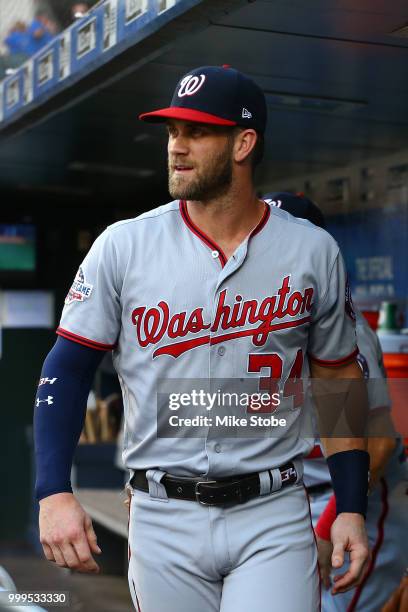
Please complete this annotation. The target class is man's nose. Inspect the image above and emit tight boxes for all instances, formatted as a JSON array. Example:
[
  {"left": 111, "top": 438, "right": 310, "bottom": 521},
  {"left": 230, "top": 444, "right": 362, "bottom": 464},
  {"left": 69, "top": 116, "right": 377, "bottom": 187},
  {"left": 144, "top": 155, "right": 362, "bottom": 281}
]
[{"left": 168, "top": 134, "right": 189, "bottom": 156}]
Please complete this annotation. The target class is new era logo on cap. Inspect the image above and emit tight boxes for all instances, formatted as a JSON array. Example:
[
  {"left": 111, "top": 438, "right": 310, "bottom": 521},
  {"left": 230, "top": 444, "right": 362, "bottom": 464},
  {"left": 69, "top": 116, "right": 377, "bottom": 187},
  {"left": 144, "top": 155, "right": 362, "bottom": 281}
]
[{"left": 139, "top": 65, "right": 267, "bottom": 133}]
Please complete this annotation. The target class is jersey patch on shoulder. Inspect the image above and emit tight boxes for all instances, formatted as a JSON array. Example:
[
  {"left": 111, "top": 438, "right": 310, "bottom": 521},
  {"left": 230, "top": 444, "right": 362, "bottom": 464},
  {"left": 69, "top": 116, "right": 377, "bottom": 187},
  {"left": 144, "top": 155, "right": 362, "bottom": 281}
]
[{"left": 65, "top": 267, "right": 93, "bottom": 305}]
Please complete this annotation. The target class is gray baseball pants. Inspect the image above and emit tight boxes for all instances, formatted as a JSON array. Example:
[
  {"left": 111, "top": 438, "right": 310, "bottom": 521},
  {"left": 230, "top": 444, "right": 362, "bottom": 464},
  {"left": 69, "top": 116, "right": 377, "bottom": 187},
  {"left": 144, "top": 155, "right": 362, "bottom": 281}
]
[{"left": 127, "top": 472, "right": 320, "bottom": 611}]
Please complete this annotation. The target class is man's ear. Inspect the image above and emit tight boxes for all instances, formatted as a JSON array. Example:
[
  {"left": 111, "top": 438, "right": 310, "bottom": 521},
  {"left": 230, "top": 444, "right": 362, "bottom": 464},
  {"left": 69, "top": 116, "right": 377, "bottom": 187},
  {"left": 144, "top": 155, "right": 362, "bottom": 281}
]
[{"left": 233, "top": 129, "right": 258, "bottom": 163}]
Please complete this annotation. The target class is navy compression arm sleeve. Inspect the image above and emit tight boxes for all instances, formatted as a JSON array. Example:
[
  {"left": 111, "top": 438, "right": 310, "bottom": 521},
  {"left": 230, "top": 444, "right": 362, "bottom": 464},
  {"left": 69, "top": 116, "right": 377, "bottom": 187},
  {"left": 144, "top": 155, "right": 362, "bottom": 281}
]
[{"left": 34, "top": 336, "right": 105, "bottom": 501}]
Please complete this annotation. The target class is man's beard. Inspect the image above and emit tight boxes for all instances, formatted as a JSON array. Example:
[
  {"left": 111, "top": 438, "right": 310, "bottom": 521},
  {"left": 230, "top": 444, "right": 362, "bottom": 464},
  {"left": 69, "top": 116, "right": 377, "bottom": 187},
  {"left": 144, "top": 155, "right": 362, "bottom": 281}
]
[{"left": 168, "top": 142, "right": 233, "bottom": 201}]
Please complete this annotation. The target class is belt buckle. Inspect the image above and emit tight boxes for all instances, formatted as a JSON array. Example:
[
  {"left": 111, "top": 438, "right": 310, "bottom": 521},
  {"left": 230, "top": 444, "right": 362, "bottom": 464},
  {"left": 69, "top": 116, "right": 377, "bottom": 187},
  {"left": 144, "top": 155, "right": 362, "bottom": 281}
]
[{"left": 195, "top": 480, "right": 218, "bottom": 505}]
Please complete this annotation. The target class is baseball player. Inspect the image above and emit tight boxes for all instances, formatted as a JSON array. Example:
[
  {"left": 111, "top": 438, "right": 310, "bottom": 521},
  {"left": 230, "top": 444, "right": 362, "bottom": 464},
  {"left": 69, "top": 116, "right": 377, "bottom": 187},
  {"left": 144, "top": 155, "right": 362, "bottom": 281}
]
[
  {"left": 264, "top": 191, "right": 408, "bottom": 611},
  {"left": 34, "top": 66, "right": 370, "bottom": 612}
]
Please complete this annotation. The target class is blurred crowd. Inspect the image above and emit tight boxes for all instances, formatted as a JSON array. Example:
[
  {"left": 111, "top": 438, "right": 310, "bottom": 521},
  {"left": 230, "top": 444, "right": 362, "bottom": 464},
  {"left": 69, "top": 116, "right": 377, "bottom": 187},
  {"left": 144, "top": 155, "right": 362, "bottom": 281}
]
[
  {"left": 4, "top": 11, "right": 58, "bottom": 58},
  {"left": 2, "top": 2, "right": 91, "bottom": 61}
]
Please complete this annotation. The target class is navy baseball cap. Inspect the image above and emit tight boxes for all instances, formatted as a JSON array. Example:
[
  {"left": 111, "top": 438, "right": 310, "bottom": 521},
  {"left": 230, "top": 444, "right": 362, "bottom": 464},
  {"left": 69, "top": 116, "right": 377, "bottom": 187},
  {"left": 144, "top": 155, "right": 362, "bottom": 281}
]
[
  {"left": 139, "top": 65, "right": 267, "bottom": 133},
  {"left": 263, "top": 191, "right": 326, "bottom": 229}
]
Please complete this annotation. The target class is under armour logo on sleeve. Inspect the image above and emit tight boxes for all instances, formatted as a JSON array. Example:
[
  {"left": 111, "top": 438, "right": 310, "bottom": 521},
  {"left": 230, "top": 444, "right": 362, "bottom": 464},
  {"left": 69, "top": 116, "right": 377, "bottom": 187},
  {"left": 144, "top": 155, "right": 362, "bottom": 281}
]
[
  {"left": 39, "top": 377, "right": 58, "bottom": 386},
  {"left": 36, "top": 396, "right": 54, "bottom": 407}
]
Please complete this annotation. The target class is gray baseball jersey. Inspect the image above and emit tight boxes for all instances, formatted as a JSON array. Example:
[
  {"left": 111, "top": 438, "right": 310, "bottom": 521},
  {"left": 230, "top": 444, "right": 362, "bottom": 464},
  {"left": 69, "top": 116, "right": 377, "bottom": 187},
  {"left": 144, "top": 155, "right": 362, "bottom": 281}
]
[
  {"left": 58, "top": 200, "right": 357, "bottom": 477},
  {"left": 58, "top": 200, "right": 359, "bottom": 612}
]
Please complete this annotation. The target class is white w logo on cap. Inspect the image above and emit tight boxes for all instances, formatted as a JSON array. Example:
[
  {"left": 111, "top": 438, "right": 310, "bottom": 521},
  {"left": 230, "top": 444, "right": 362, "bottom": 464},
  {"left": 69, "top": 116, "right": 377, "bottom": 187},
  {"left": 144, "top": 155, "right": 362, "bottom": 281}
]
[
  {"left": 264, "top": 198, "right": 282, "bottom": 208},
  {"left": 178, "top": 74, "right": 206, "bottom": 97}
]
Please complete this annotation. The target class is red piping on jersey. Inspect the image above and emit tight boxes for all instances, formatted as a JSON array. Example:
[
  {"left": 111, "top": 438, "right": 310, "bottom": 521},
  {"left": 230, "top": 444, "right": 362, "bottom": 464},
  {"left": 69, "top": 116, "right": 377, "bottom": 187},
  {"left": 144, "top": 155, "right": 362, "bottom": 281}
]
[
  {"left": 128, "top": 495, "right": 141, "bottom": 611},
  {"left": 131, "top": 579, "right": 142, "bottom": 612},
  {"left": 251, "top": 201, "right": 270, "bottom": 236},
  {"left": 135, "top": 592, "right": 141, "bottom": 612},
  {"left": 179, "top": 200, "right": 270, "bottom": 267},
  {"left": 128, "top": 492, "right": 132, "bottom": 563},
  {"left": 304, "top": 485, "right": 322, "bottom": 612},
  {"left": 56, "top": 327, "right": 116, "bottom": 351},
  {"left": 308, "top": 347, "right": 359, "bottom": 367},
  {"left": 346, "top": 478, "right": 389, "bottom": 612},
  {"left": 180, "top": 199, "right": 227, "bottom": 266},
  {"left": 153, "top": 315, "right": 312, "bottom": 358},
  {"left": 306, "top": 444, "right": 324, "bottom": 459}
]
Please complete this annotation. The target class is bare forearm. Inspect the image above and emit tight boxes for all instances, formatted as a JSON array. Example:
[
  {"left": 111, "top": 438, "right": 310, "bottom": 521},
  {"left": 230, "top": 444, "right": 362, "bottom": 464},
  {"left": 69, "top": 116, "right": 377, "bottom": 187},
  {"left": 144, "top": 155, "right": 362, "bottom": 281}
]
[
  {"left": 310, "top": 358, "right": 370, "bottom": 519},
  {"left": 310, "top": 359, "right": 369, "bottom": 444},
  {"left": 366, "top": 409, "right": 396, "bottom": 487},
  {"left": 321, "top": 436, "right": 366, "bottom": 458},
  {"left": 368, "top": 436, "right": 396, "bottom": 488}
]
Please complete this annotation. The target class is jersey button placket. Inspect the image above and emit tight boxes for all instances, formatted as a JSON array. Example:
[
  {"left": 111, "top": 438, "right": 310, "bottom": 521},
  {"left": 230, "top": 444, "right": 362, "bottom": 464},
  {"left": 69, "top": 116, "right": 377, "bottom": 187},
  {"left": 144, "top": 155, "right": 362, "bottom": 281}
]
[
  {"left": 207, "top": 284, "right": 222, "bottom": 473},
  {"left": 207, "top": 277, "right": 235, "bottom": 474}
]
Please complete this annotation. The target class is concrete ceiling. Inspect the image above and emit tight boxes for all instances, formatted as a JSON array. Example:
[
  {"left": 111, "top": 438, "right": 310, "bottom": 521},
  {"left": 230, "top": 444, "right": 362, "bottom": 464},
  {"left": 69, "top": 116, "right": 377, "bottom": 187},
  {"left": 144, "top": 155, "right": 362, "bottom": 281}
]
[{"left": 1, "top": 0, "right": 408, "bottom": 206}]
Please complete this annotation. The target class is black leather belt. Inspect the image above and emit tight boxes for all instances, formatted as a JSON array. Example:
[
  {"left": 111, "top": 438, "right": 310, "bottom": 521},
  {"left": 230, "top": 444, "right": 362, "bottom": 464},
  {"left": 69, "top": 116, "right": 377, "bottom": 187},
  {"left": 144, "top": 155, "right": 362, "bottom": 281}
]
[{"left": 130, "top": 463, "right": 298, "bottom": 506}]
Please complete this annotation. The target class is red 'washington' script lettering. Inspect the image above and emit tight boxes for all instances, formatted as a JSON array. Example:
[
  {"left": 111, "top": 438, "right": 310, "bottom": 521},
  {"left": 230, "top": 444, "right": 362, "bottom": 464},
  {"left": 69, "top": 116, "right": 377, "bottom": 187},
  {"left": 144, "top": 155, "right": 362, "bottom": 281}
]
[{"left": 131, "top": 276, "right": 314, "bottom": 358}]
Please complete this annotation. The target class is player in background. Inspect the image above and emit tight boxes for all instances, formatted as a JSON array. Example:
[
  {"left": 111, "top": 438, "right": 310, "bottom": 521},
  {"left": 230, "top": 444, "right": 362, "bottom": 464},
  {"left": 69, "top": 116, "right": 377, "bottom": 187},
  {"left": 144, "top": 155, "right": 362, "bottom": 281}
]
[
  {"left": 382, "top": 570, "right": 408, "bottom": 612},
  {"left": 264, "top": 191, "right": 408, "bottom": 612}
]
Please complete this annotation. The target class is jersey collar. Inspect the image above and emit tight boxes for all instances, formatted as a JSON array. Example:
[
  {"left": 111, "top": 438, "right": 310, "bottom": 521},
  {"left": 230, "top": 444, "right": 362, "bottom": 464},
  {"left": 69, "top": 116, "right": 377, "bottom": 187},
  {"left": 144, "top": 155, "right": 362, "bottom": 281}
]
[{"left": 179, "top": 200, "right": 270, "bottom": 268}]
